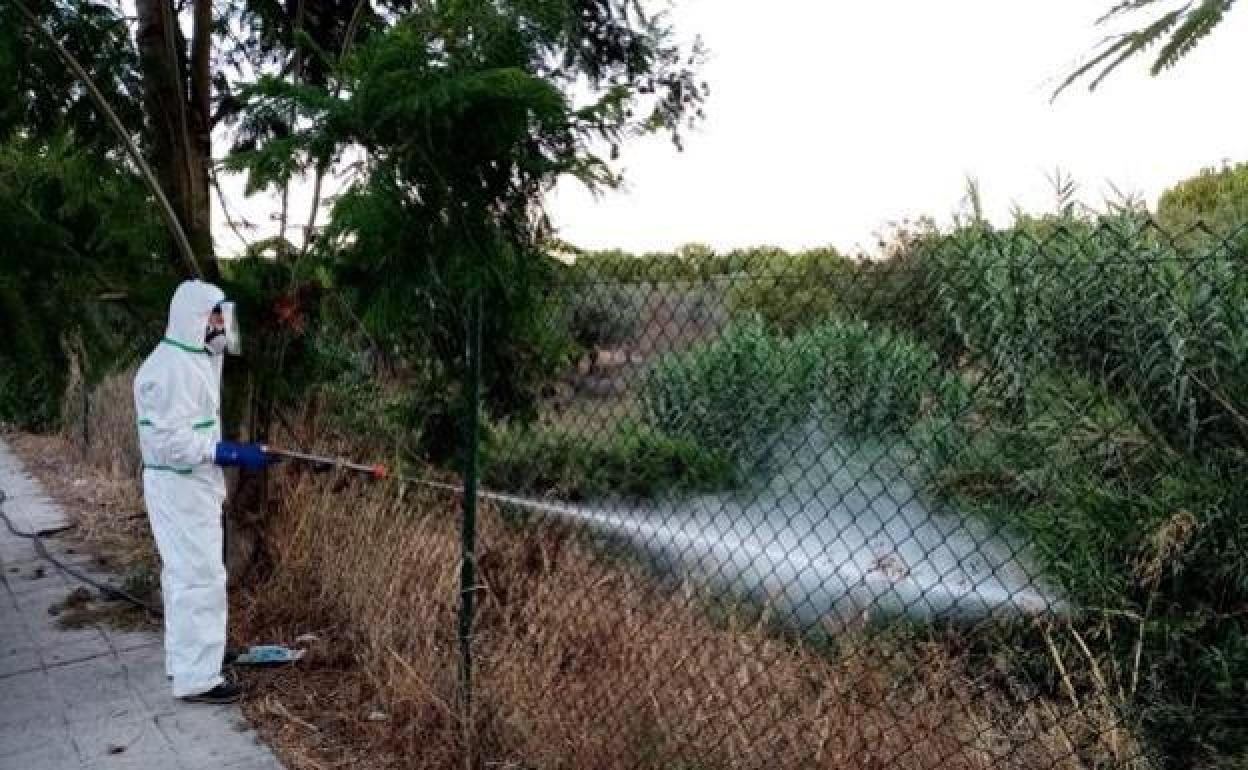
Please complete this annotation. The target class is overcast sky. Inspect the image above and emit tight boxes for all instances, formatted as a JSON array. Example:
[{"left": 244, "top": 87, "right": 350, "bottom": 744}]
[{"left": 213, "top": 0, "right": 1248, "bottom": 257}]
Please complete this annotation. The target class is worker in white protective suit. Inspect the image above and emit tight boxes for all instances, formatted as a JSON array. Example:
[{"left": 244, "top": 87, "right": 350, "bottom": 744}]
[{"left": 134, "top": 279, "right": 275, "bottom": 703}]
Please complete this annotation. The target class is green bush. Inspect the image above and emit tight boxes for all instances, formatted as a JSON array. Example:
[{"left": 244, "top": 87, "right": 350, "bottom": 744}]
[
  {"left": 726, "top": 248, "right": 854, "bottom": 334},
  {"left": 639, "top": 316, "right": 962, "bottom": 476},
  {"left": 775, "top": 216, "right": 1248, "bottom": 764},
  {"left": 562, "top": 282, "right": 643, "bottom": 354},
  {"left": 1157, "top": 161, "right": 1248, "bottom": 246},
  {"left": 793, "top": 320, "right": 966, "bottom": 438},
  {"left": 304, "top": 323, "right": 432, "bottom": 456},
  {"left": 569, "top": 243, "right": 852, "bottom": 291},
  {"left": 915, "top": 373, "right": 1165, "bottom": 600},
  {"left": 640, "top": 317, "right": 804, "bottom": 472}
]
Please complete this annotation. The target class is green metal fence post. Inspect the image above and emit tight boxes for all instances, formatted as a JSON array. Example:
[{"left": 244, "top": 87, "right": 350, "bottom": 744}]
[{"left": 457, "top": 289, "right": 484, "bottom": 743}]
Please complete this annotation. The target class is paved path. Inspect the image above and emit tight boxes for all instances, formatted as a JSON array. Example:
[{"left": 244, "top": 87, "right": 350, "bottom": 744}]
[{"left": 0, "top": 439, "right": 282, "bottom": 769}]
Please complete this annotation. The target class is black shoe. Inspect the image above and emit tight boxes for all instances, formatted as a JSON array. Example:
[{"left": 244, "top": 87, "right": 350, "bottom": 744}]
[{"left": 181, "top": 682, "right": 243, "bottom": 704}]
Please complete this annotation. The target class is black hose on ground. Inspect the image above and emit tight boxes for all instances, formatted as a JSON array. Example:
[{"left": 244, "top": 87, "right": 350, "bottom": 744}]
[{"left": 0, "top": 488, "right": 162, "bottom": 617}]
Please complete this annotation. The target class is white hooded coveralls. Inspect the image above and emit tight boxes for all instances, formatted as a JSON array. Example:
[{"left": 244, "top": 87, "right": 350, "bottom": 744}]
[{"left": 133, "top": 280, "right": 228, "bottom": 697}]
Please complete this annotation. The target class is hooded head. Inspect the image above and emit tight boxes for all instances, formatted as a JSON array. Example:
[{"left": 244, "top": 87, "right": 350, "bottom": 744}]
[{"left": 165, "top": 280, "right": 227, "bottom": 352}]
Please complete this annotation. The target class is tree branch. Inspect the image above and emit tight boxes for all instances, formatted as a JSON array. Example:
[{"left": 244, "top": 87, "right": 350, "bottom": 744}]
[
  {"left": 10, "top": 0, "right": 203, "bottom": 278},
  {"left": 212, "top": 169, "right": 255, "bottom": 253},
  {"left": 300, "top": 0, "right": 370, "bottom": 258},
  {"left": 277, "top": 0, "right": 309, "bottom": 258}
]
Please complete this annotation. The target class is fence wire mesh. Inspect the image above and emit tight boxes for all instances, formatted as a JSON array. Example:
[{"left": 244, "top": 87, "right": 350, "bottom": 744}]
[
  {"left": 55, "top": 218, "right": 1248, "bottom": 768},
  {"left": 462, "top": 219, "right": 1248, "bottom": 769}
]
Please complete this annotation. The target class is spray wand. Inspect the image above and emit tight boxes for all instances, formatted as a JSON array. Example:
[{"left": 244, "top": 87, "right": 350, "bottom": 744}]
[
  {"left": 259, "top": 445, "right": 543, "bottom": 510},
  {"left": 262, "top": 445, "right": 388, "bottom": 480}
]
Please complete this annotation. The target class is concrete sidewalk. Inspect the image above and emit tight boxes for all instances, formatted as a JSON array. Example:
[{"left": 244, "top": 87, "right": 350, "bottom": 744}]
[{"left": 0, "top": 440, "right": 282, "bottom": 769}]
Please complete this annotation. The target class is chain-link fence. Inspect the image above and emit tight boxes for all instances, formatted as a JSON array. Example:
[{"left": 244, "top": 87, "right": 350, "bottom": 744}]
[
  {"left": 52, "top": 219, "right": 1247, "bottom": 768},
  {"left": 61, "top": 300, "right": 161, "bottom": 474},
  {"left": 448, "top": 219, "right": 1248, "bottom": 769}
]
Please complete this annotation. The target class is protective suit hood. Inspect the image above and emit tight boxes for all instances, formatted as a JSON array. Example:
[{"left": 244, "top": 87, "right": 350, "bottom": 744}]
[{"left": 165, "top": 279, "right": 226, "bottom": 351}]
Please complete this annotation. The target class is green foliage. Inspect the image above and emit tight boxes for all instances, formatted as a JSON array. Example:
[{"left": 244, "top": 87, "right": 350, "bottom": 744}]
[
  {"left": 0, "top": 136, "right": 170, "bottom": 428},
  {"left": 872, "top": 212, "right": 1248, "bottom": 764},
  {"left": 226, "top": 0, "right": 705, "bottom": 460},
  {"left": 563, "top": 282, "right": 643, "bottom": 354},
  {"left": 842, "top": 221, "right": 953, "bottom": 344},
  {"left": 794, "top": 320, "right": 966, "bottom": 438},
  {"left": 1056, "top": 0, "right": 1239, "bottom": 97},
  {"left": 568, "top": 243, "right": 851, "bottom": 288},
  {"left": 908, "top": 214, "right": 1248, "bottom": 455},
  {"left": 640, "top": 316, "right": 957, "bottom": 473},
  {"left": 299, "top": 309, "right": 433, "bottom": 458},
  {"left": 641, "top": 317, "right": 804, "bottom": 472},
  {"left": 918, "top": 374, "right": 1162, "bottom": 600},
  {"left": 726, "top": 248, "right": 854, "bottom": 333},
  {"left": 1157, "top": 161, "right": 1248, "bottom": 244},
  {"left": 568, "top": 248, "right": 708, "bottom": 282},
  {"left": 568, "top": 227, "right": 954, "bottom": 348},
  {"left": 916, "top": 364, "right": 1248, "bottom": 762},
  {"left": 0, "top": 0, "right": 174, "bottom": 428},
  {"left": 0, "top": 0, "right": 142, "bottom": 150},
  {"left": 484, "top": 417, "right": 737, "bottom": 500}
]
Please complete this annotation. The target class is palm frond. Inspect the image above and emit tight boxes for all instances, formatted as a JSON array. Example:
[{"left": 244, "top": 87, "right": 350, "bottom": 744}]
[
  {"left": 1096, "top": 0, "right": 1176, "bottom": 25},
  {"left": 1152, "top": 0, "right": 1236, "bottom": 72},
  {"left": 1055, "top": 0, "right": 1238, "bottom": 99},
  {"left": 1053, "top": 7, "right": 1186, "bottom": 99}
]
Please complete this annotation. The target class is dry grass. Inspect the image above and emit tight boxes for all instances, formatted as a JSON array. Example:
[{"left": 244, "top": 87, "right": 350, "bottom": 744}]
[
  {"left": 25, "top": 363, "right": 155, "bottom": 572},
  {"left": 11, "top": 373, "right": 1144, "bottom": 769},
  {"left": 232, "top": 457, "right": 1126, "bottom": 770},
  {"left": 60, "top": 364, "right": 143, "bottom": 480}
]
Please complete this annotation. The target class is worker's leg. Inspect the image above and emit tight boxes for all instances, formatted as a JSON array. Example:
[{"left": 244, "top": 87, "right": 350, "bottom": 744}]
[{"left": 144, "top": 473, "right": 227, "bottom": 698}]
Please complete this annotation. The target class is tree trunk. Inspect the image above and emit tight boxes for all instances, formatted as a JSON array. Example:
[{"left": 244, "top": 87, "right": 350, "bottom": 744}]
[
  {"left": 135, "top": 0, "right": 216, "bottom": 280},
  {"left": 135, "top": 0, "right": 266, "bottom": 585}
]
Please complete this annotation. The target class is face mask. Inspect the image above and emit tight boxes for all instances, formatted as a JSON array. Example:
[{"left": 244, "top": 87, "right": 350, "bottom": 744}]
[{"left": 206, "top": 331, "right": 228, "bottom": 356}]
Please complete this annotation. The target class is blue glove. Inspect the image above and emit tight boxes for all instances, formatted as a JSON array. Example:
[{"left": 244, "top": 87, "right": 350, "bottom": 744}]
[{"left": 214, "top": 441, "right": 273, "bottom": 469}]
